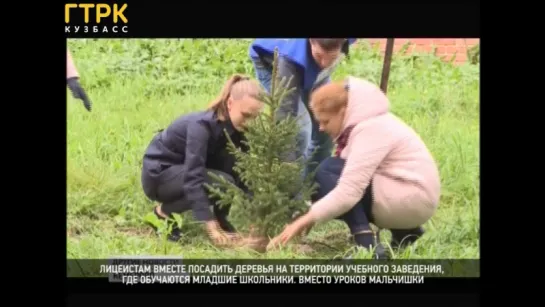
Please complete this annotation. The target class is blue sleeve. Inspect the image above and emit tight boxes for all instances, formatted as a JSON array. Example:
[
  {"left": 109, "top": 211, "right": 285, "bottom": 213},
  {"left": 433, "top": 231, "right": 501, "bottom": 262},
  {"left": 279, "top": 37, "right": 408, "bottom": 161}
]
[
  {"left": 276, "top": 56, "right": 304, "bottom": 122},
  {"left": 182, "top": 120, "right": 214, "bottom": 222}
]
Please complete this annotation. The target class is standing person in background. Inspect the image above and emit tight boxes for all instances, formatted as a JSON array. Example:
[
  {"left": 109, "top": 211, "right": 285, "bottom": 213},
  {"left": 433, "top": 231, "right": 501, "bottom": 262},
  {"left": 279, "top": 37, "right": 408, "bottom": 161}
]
[
  {"left": 249, "top": 38, "right": 357, "bottom": 177},
  {"left": 140, "top": 74, "right": 265, "bottom": 247},
  {"left": 267, "top": 77, "right": 441, "bottom": 259},
  {"left": 67, "top": 49, "right": 92, "bottom": 112}
]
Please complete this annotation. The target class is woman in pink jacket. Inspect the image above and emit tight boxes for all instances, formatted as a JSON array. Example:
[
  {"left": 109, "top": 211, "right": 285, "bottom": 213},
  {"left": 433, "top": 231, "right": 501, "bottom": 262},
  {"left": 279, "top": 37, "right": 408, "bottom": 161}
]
[
  {"left": 67, "top": 50, "right": 92, "bottom": 111},
  {"left": 268, "top": 76, "right": 441, "bottom": 258}
]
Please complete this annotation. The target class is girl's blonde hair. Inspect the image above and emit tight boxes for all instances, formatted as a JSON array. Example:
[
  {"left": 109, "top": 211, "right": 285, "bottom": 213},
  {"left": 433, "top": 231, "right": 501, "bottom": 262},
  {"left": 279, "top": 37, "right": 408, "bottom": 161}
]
[
  {"left": 309, "top": 80, "right": 349, "bottom": 115},
  {"left": 208, "top": 74, "right": 263, "bottom": 117}
]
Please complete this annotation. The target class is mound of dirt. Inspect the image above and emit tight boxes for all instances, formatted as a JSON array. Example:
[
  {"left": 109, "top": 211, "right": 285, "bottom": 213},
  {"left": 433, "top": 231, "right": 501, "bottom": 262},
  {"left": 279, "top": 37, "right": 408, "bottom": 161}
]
[{"left": 238, "top": 235, "right": 269, "bottom": 253}]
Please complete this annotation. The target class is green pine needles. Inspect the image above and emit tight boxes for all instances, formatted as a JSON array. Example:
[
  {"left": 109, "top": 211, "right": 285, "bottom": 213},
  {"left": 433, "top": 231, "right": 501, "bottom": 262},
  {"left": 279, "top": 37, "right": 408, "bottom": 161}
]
[{"left": 206, "top": 48, "right": 318, "bottom": 239}]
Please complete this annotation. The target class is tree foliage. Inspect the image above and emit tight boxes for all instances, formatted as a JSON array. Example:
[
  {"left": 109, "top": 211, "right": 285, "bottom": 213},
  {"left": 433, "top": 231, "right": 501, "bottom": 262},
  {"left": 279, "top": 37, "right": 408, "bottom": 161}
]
[{"left": 206, "top": 48, "right": 318, "bottom": 239}]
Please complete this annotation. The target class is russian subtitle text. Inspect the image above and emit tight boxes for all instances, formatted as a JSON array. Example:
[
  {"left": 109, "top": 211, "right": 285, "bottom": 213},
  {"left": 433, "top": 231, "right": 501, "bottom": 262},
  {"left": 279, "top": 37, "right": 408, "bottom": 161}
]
[{"left": 100, "top": 262, "right": 443, "bottom": 285}]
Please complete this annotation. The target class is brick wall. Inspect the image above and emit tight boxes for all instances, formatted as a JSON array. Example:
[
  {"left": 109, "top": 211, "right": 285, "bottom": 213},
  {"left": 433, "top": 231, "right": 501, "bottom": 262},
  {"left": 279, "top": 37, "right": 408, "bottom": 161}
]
[{"left": 362, "top": 38, "right": 479, "bottom": 64}]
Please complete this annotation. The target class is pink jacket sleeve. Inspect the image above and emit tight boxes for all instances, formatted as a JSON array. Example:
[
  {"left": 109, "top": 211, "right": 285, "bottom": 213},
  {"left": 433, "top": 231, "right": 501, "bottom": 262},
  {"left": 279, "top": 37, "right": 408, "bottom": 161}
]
[
  {"left": 67, "top": 50, "right": 79, "bottom": 79},
  {"left": 308, "top": 119, "right": 396, "bottom": 223}
]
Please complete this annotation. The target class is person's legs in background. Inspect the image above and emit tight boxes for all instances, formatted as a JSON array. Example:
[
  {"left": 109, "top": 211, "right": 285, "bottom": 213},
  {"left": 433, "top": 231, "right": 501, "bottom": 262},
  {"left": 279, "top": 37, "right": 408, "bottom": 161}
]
[
  {"left": 295, "top": 102, "right": 313, "bottom": 171},
  {"left": 253, "top": 56, "right": 312, "bottom": 219},
  {"left": 307, "top": 117, "right": 333, "bottom": 176},
  {"left": 304, "top": 77, "right": 334, "bottom": 176},
  {"left": 253, "top": 56, "right": 272, "bottom": 94},
  {"left": 253, "top": 56, "right": 312, "bottom": 179}
]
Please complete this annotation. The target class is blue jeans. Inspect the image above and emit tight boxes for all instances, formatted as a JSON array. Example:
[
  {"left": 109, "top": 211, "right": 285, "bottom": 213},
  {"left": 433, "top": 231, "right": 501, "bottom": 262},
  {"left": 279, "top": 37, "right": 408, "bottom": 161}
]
[
  {"left": 253, "top": 58, "right": 333, "bottom": 177},
  {"left": 312, "top": 157, "right": 374, "bottom": 234}
]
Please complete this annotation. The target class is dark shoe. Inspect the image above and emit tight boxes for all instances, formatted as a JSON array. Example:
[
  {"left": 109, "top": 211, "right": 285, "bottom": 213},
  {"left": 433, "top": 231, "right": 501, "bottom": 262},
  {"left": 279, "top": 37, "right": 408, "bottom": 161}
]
[
  {"left": 213, "top": 204, "right": 237, "bottom": 234},
  {"left": 373, "top": 243, "right": 390, "bottom": 259},
  {"left": 390, "top": 227, "right": 425, "bottom": 249},
  {"left": 145, "top": 207, "right": 183, "bottom": 242},
  {"left": 343, "top": 253, "right": 354, "bottom": 260},
  {"left": 342, "top": 244, "right": 390, "bottom": 260},
  {"left": 214, "top": 205, "right": 237, "bottom": 234},
  {"left": 217, "top": 218, "right": 237, "bottom": 234},
  {"left": 163, "top": 227, "right": 183, "bottom": 242},
  {"left": 351, "top": 230, "right": 390, "bottom": 259}
]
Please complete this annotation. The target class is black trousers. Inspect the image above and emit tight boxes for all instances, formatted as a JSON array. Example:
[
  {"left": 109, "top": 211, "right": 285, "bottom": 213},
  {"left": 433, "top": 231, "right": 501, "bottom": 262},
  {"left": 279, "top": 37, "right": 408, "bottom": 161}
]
[
  {"left": 312, "top": 157, "right": 374, "bottom": 234},
  {"left": 313, "top": 157, "right": 424, "bottom": 243},
  {"left": 141, "top": 164, "right": 234, "bottom": 222}
]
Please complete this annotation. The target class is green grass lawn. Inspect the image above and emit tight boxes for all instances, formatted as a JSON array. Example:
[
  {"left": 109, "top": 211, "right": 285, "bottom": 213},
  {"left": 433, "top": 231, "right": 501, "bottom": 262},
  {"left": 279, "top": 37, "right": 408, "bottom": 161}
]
[{"left": 67, "top": 39, "right": 480, "bottom": 259}]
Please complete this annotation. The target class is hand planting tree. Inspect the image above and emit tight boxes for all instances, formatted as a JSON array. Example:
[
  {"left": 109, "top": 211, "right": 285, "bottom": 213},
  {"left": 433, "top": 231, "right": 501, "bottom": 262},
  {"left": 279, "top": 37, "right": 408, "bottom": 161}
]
[{"left": 206, "top": 48, "right": 318, "bottom": 251}]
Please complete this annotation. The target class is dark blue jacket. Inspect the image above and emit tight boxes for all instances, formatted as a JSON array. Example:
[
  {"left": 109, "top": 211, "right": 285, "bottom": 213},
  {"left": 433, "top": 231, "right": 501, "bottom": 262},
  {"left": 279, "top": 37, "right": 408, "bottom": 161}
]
[
  {"left": 249, "top": 38, "right": 357, "bottom": 91},
  {"left": 142, "top": 110, "right": 245, "bottom": 218}
]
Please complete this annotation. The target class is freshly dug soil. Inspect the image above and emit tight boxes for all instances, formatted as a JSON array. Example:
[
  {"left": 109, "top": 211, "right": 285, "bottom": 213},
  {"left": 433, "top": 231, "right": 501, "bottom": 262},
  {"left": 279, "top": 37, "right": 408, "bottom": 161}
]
[
  {"left": 239, "top": 235, "right": 270, "bottom": 253},
  {"left": 292, "top": 243, "right": 314, "bottom": 254}
]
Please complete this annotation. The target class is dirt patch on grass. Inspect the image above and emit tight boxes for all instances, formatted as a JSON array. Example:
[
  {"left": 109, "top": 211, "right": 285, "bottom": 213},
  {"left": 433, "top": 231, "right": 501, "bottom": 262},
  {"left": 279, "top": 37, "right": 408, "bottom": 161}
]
[
  {"left": 118, "top": 226, "right": 154, "bottom": 237},
  {"left": 67, "top": 226, "right": 82, "bottom": 237}
]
